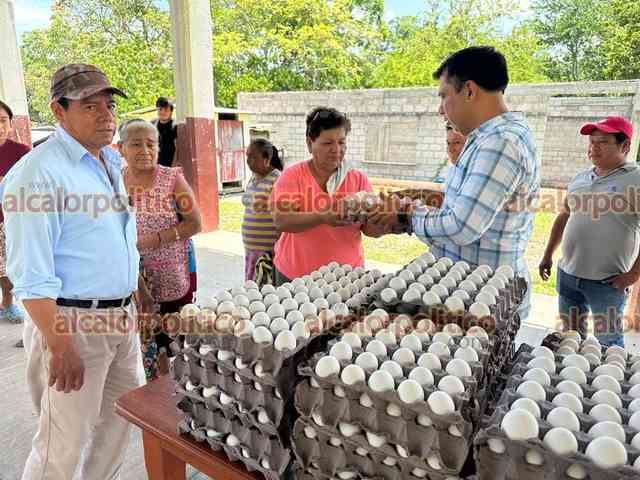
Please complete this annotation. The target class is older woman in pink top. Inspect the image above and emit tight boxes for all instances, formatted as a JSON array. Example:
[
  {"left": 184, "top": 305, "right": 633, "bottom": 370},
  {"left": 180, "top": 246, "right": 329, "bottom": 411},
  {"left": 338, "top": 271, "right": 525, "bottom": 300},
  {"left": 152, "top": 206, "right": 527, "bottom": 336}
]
[{"left": 271, "top": 107, "right": 384, "bottom": 284}]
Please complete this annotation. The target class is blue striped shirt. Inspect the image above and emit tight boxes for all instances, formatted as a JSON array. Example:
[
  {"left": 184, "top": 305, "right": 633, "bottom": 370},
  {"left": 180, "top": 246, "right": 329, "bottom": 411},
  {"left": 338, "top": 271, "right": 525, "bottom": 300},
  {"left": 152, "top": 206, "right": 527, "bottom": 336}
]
[
  {"left": 412, "top": 112, "right": 540, "bottom": 275},
  {"left": 1, "top": 126, "right": 139, "bottom": 300}
]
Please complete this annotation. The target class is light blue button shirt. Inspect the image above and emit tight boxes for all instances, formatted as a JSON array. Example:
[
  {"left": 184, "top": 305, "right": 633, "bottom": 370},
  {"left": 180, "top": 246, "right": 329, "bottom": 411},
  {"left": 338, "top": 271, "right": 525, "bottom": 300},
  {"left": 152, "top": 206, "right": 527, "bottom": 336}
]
[{"left": 1, "top": 126, "right": 139, "bottom": 300}]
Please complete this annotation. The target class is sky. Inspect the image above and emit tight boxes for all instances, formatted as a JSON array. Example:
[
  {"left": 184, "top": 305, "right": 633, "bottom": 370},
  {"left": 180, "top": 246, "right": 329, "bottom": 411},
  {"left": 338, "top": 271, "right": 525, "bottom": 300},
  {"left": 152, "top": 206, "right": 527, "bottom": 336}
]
[{"left": 13, "top": 0, "right": 428, "bottom": 35}]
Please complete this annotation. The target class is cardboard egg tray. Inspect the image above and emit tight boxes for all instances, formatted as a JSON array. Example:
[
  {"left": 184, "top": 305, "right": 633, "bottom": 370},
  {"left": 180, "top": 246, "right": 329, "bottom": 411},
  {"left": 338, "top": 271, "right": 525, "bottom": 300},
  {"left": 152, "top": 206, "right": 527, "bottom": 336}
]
[
  {"left": 474, "top": 390, "right": 640, "bottom": 480},
  {"left": 176, "top": 402, "right": 293, "bottom": 480},
  {"left": 292, "top": 417, "right": 464, "bottom": 479}
]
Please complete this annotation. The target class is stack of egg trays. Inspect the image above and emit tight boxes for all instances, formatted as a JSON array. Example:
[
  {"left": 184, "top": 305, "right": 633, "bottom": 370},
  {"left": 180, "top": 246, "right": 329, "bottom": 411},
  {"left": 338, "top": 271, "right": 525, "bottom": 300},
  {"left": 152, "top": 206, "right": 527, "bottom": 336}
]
[
  {"left": 176, "top": 395, "right": 293, "bottom": 480},
  {"left": 292, "top": 346, "right": 484, "bottom": 477},
  {"left": 474, "top": 383, "right": 640, "bottom": 480}
]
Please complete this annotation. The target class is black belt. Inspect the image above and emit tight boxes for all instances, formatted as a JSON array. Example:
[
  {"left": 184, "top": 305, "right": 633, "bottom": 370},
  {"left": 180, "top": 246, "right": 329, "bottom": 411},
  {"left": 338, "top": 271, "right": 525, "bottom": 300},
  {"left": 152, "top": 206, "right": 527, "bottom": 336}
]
[{"left": 56, "top": 296, "right": 132, "bottom": 309}]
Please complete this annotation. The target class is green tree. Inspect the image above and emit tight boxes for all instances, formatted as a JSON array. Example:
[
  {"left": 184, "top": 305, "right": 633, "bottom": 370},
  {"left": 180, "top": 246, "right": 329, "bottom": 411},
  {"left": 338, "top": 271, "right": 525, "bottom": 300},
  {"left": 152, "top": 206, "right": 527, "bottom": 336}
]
[
  {"left": 371, "top": 0, "right": 547, "bottom": 88},
  {"left": 21, "top": 0, "right": 174, "bottom": 124},
  {"left": 210, "top": 0, "right": 386, "bottom": 106},
  {"left": 531, "top": 0, "right": 610, "bottom": 81},
  {"left": 602, "top": 0, "right": 640, "bottom": 79}
]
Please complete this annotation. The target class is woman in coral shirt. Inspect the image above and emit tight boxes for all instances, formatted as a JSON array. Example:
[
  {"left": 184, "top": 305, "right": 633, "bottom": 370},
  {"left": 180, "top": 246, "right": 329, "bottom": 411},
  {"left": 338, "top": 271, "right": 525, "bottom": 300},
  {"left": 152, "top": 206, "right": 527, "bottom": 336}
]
[{"left": 271, "top": 107, "right": 384, "bottom": 284}]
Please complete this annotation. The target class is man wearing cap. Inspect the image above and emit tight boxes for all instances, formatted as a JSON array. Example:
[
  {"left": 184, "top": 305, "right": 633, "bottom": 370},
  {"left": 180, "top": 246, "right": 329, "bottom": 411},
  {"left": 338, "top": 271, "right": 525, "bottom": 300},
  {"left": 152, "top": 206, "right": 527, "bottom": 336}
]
[
  {"left": 539, "top": 116, "right": 639, "bottom": 347},
  {"left": 1, "top": 64, "right": 144, "bottom": 479}
]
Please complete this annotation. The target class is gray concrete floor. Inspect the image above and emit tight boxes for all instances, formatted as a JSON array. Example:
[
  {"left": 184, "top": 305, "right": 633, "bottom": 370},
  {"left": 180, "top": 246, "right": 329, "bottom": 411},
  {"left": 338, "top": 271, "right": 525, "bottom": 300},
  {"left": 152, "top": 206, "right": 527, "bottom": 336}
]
[{"left": 1, "top": 231, "right": 637, "bottom": 480}]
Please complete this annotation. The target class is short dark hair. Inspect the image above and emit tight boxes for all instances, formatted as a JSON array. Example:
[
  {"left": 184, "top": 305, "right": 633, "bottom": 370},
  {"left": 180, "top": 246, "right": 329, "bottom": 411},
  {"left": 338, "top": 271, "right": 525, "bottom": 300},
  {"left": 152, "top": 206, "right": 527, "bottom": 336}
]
[
  {"left": 614, "top": 132, "right": 628, "bottom": 145},
  {"left": 306, "top": 107, "right": 351, "bottom": 141},
  {"left": 0, "top": 100, "right": 14, "bottom": 120},
  {"left": 155, "top": 96, "right": 174, "bottom": 111},
  {"left": 57, "top": 97, "right": 70, "bottom": 110},
  {"left": 433, "top": 46, "right": 509, "bottom": 93}
]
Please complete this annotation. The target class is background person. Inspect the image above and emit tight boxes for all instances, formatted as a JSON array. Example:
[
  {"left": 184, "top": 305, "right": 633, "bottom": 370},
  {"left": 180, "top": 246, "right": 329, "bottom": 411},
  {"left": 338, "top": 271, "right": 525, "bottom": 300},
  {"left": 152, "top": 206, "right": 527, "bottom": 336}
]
[
  {"left": 2, "top": 63, "right": 144, "bottom": 480},
  {"left": 120, "top": 118, "right": 202, "bottom": 379},
  {"left": 539, "top": 116, "right": 638, "bottom": 347},
  {"left": 271, "top": 106, "right": 385, "bottom": 285},
  {"left": 369, "top": 46, "right": 540, "bottom": 322},
  {"left": 0, "top": 100, "right": 30, "bottom": 326},
  {"left": 446, "top": 122, "right": 466, "bottom": 165},
  {"left": 152, "top": 96, "right": 177, "bottom": 167},
  {"left": 242, "top": 138, "right": 283, "bottom": 284}
]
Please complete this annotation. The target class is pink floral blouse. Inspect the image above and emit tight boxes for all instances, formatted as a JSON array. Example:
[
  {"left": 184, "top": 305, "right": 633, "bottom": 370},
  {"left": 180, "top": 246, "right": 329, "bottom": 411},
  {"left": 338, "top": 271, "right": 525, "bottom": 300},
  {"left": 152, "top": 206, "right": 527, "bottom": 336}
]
[{"left": 126, "top": 166, "right": 190, "bottom": 303}]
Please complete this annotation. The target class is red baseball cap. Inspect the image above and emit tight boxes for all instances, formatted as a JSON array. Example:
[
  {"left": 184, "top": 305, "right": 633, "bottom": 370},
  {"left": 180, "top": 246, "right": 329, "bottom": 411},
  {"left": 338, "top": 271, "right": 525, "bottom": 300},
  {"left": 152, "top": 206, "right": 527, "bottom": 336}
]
[{"left": 580, "top": 116, "right": 633, "bottom": 139}]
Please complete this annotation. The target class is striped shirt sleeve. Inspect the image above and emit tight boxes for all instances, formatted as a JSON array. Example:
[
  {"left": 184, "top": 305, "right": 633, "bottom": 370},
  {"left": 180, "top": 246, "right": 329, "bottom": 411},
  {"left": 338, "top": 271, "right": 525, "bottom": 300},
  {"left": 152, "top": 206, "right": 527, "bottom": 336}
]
[{"left": 412, "top": 135, "right": 525, "bottom": 246}]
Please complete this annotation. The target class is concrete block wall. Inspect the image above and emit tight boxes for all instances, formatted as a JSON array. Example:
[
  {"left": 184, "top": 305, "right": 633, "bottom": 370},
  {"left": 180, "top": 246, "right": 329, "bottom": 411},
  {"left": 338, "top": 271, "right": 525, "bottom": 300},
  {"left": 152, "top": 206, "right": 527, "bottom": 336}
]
[{"left": 238, "top": 80, "right": 640, "bottom": 188}]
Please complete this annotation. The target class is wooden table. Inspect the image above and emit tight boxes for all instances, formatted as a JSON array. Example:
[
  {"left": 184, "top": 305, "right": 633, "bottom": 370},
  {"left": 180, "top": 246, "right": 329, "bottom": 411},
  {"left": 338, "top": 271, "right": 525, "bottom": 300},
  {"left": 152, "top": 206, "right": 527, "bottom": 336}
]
[{"left": 116, "top": 375, "right": 262, "bottom": 480}]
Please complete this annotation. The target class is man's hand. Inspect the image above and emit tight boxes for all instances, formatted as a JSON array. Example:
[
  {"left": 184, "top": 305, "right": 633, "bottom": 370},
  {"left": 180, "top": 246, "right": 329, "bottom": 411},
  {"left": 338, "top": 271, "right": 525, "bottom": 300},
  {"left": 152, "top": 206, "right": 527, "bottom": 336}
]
[
  {"left": 607, "top": 270, "right": 640, "bottom": 292},
  {"left": 539, "top": 255, "right": 553, "bottom": 281},
  {"left": 367, "top": 193, "right": 403, "bottom": 229},
  {"left": 47, "top": 337, "right": 85, "bottom": 393}
]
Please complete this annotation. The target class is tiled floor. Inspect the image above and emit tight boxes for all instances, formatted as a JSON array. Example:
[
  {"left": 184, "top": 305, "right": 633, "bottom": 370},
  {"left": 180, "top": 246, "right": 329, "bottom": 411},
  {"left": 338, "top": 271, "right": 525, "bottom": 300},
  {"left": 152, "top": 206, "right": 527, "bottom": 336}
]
[{"left": 1, "top": 231, "right": 637, "bottom": 479}]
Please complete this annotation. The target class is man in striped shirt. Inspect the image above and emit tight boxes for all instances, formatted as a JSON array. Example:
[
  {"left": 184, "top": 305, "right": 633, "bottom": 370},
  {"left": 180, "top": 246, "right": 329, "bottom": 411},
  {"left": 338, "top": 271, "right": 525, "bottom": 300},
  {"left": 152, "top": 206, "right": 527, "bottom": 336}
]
[{"left": 370, "top": 46, "right": 540, "bottom": 321}]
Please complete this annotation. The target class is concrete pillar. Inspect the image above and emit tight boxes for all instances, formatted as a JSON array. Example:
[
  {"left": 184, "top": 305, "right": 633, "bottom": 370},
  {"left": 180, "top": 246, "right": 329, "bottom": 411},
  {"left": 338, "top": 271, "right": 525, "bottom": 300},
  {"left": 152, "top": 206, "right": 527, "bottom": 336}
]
[
  {"left": 0, "top": 0, "right": 31, "bottom": 145},
  {"left": 168, "top": 0, "right": 219, "bottom": 232}
]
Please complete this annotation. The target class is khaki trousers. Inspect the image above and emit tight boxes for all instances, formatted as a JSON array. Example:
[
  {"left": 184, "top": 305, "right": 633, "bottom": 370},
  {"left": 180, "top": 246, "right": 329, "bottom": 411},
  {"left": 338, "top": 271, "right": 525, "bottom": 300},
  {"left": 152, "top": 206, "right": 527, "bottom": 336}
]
[{"left": 21, "top": 302, "right": 145, "bottom": 480}]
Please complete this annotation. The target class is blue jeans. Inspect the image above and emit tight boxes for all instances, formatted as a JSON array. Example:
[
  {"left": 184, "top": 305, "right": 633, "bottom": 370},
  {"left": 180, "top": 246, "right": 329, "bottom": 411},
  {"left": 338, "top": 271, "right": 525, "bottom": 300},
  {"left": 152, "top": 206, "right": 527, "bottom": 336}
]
[{"left": 556, "top": 268, "right": 627, "bottom": 347}]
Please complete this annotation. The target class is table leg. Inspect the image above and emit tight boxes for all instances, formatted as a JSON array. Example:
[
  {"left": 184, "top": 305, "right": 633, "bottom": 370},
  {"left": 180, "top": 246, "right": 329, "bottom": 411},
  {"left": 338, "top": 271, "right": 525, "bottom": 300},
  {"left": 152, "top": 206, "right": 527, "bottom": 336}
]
[{"left": 143, "top": 430, "right": 187, "bottom": 480}]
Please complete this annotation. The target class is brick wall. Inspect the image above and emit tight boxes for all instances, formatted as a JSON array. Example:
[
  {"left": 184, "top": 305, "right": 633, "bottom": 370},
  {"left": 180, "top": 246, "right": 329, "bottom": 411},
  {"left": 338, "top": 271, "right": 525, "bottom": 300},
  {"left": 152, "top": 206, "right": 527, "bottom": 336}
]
[{"left": 238, "top": 80, "right": 640, "bottom": 188}]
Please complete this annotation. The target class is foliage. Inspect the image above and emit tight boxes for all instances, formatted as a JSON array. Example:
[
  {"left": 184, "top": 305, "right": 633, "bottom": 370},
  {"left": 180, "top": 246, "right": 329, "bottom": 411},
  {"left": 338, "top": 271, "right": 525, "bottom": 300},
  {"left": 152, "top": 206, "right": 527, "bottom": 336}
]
[
  {"left": 602, "top": 0, "right": 640, "bottom": 79},
  {"left": 371, "top": 0, "right": 548, "bottom": 88},
  {"left": 531, "top": 0, "right": 610, "bottom": 81}
]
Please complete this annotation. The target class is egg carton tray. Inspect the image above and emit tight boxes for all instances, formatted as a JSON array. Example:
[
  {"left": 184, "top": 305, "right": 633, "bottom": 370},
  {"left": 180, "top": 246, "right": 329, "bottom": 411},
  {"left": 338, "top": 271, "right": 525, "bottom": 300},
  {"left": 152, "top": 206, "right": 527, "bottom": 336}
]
[
  {"left": 541, "top": 332, "right": 640, "bottom": 364},
  {"left": 490, "top": 386, "right": 639, "bottom": 444},
  {"left": 177, "top": 409, "right": 293, "bottom": 480},
  {"left": 503, "top": 371, "right": 639, "bottom": 422},
  {"left": 327, "top": 335, "right": 491, "bottom": 388},
  {"left": 177, "top": 315, "right": 351, "bottom": 380},
  {"left": 171, "top": 331, "right": 335, "bottom": 396},
  {"left": 175, "top": 378, "right": 297, "bottom": 441},
  {"left": 474, "top": 405, "right": 640, "bottom": 480},
  {"left": 510, "top": 351, "right": 639, "bottom": 385},
  {"left": 292, "top": 417, "right": 465, "bottom": 479}
]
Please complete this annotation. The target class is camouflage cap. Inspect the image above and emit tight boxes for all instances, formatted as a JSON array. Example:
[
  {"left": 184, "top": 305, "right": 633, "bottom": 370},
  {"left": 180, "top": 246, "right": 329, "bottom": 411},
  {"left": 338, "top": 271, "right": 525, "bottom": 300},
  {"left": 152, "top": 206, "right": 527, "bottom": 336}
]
[{"left": 50, "top": 63, "right": 127, "bottom": 102}]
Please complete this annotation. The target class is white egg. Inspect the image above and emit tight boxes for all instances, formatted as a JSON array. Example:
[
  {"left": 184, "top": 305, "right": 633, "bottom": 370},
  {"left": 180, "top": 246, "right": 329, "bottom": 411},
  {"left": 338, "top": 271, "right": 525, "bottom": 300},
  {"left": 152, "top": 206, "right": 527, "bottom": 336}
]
[
  {"left": 338, "top": 422, "right": 359, "bottom": 437},
  {"left": 330, "top": 341, "right": 353, "bottom": 362},
  {"left": 580, "top": 343, "right": 602, "bottom": 358},
  {"left": 633, "top": 432, "right": 640, "bottom": 449},
  {"left": 433, "top": 261, "right": 448, "bottom": 274},
  {"left": 605, "top": 344, "right": 626, "bottom": 358},
  {"left": 547, "top": 406, "right": 581, "bottom": 432},
  {"left": 630, "top": 384, "right": 640, "bottom": 399},
  {"left": 444, "top": 296, "right": 465, "bottom": 313},
  {"left": 460, "top": 335, "right": 484, "bottom": 352},
  {"left": 368, "top": 370, "right": 395, "bottom": 392},
  {"left": 466, "top": 325, "right": 489, "bottom": 340},
  {"left": 399, "top": 334, "right": 423, "bottom": 353},
  {"left": 233, "top": 319, "right": 254, "bottom": 337},
  {"left": 494, "top": 265, "right": 515, "bottom": 280},
  {"left": 203, "top": 385, "right": 219, "bottom": 398},
  {"left": 375, "top": 329, "right": 397, "bottom": 346},
  {"left": 631, "top": 411, "right": 640, "bottom": 431},
  {"left": 543, "top": 427, "right": 578, "bottom": 456},
  {"left": 420, "top": 252, "right": 437, "bottom": 266},
  {"left": 585, "top": 437, "right": 627, "bottom": 469},
  {"left": 446, "top": 358, "right": 473, "bottom": 378},
  {"left": 454, "top": 346, "right": 479, "bottom": 363},
  {"left": 392, "top": 347, "right": 416, "bottom": 367},
  {"left": 531, "top": 345, "right": 555, "bottom": 359},
  {"left": 552, "top": 392, "right": 584, "bottom": 413},
  {"left": 428, "top": 341, "right": 451, "bottom": 358},
  {"left": 365, "top": 339, "right": 388, "bottom": 358},
  {"left": 333, "top": 302, "right": 350, "bottom": 317},
  {"left": 588, "top": 421, "right": 626, "bottom": 443},
  {"left": 474, "top": 291, "right": 496, "bottom": 306},
  {"left": 340, "top": 364, "right": 366, "bottom": 386},
  {"left": 523, "top": 368, "right": 551, "bottom": 387},
  {"left": 418, "top": 352, "right": 442, "bottom": 370},
  {"left": 556, "top": 380, "right": 584, "bottom": 398},
  {"left": 559, "top": 338, "right": 580, "bottom": 352},
  {"left": 583, "top": 352, "right": 601, "bottom": 367},
  {"left": 593, "top": 364, "right": 625, "bottom": 382},
  {"left": 399, "top": 269, "right": 416, "bottom": 283},
  {"left": 408, "top": 282, "right": 427, "bottom": 295},
  {"left": 265, "top": 303, "right": 285, "bottom": 320},
  {"left": 285, "top": 309, "right": 305, "bottom": 326},
  {"left": 388, "top": 276, "right": 407, "bottom": 293},
  {"left": 591, "top": 389, "right": 622, "bottom": 409},
  {"left": 365, "top": 431, "right": 387, "bottom": 448},
  {"left": 416, "top": 318, "right": 437, "bottom": 335},
  {"left": 511, "top": 397, "right": 542, "bottom": 418},
  {"left": 428, "top": 391, "right": 455, "bottom": 415},
  {"left": 215, "top": 290, "right": 233, "bottom": 302},
  {"left": 294, "top": 292, "right": 310, "bottom": 305},
  {"left": 409, "top": 366, "right": 435, "bottom": 387},
  {"left": 299, "top": 302, "right": 318, "bottom": 318},
  {"left": 629, "top": 371, "right": 640, "bottom": 385},
  {"left": 451, "top": 289, "right": 471, "bottom": 302},
  {"left": 629, "top": 398, "right": 640, "bottom": 414},
  {"left": 251, "top": 325, "right": 274, "bottom": 345},
  {"left": 560, "top": 366, "right": 588, "bottom": 385},
  {"left": 431, "top": 284, "right": 449, "bottom": 299},
  {"left": 590, "top": 403, "right": 622, "bottom": 424},
  {"left": 527, "top": 356, "right": 557, "bottom": 374},
  {"left": 432, "top": 331, "right": 452, "bottom": 345},
  {"left": 487, "top": 438, "right": 506, "bottom": 454},
  {"left": 315, "top": 355, "right": 341, "bottom": 378},
  {"left": 438, "top": 375, "right": 466, "bottom": 396},
  {"left": 566, "top": 464, "right": 587, "bottom": 479},
  {"left": 440, "top": 276, "right": 458, "bottom": 291},
  {"left": 517, "top": 381, "right": 547, "bottom": 402},
  {"left": 422, "top": 291, "right": 441, "bottom": 306},
  {"left": 501, "top": 409, "right": 539, "bottom": 440},
  {"left": 458, "top": 280, "right": 477, "bottom": 294},
  {"left": 441, "top": 323, "right": 464, "bottom": 338},
  {"left": 290, "top": 320, "right": 311, "bottom": 340},
  {"left": 269, "top": 317, "right": 289, "bottom": 336},
  {"left": 216, "top": 300, "right": 235, "bottom": 316},
  {"left": 447, "top": 269, "right": 463, "bottom": 283},
  {"left": 487, "top": 276, "right": 506, "bottom": 290},
  {"left": 380, "top": 360, "right": 404, "bottom": 379},
  {"left": 274, "top": 330, "right": 297, "bottom": 352},
  {"left": 480, "top": 285, "right": 499, "bottom": 300}
]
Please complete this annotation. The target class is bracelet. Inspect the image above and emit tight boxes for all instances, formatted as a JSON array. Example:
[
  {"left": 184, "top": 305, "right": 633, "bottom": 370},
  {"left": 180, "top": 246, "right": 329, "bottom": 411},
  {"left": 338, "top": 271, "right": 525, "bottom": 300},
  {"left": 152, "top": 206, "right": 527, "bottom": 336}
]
[{"left": 173, "top": 226, "right": 180, "bottom": 241}]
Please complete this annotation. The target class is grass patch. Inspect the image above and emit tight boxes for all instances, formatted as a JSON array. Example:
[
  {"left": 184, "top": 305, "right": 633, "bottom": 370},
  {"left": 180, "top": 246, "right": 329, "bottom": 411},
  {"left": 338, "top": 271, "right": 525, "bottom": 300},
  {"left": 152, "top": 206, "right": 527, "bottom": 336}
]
[{"left": 219, "top": 198, "right": 559, "bottom": 295}]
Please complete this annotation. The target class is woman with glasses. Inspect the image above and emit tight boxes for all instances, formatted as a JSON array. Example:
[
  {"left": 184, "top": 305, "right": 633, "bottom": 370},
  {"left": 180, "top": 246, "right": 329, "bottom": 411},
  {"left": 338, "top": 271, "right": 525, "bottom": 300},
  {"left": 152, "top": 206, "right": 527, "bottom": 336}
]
[{"left": 271, "top": 107, "right": 384, "bottom": 285}]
